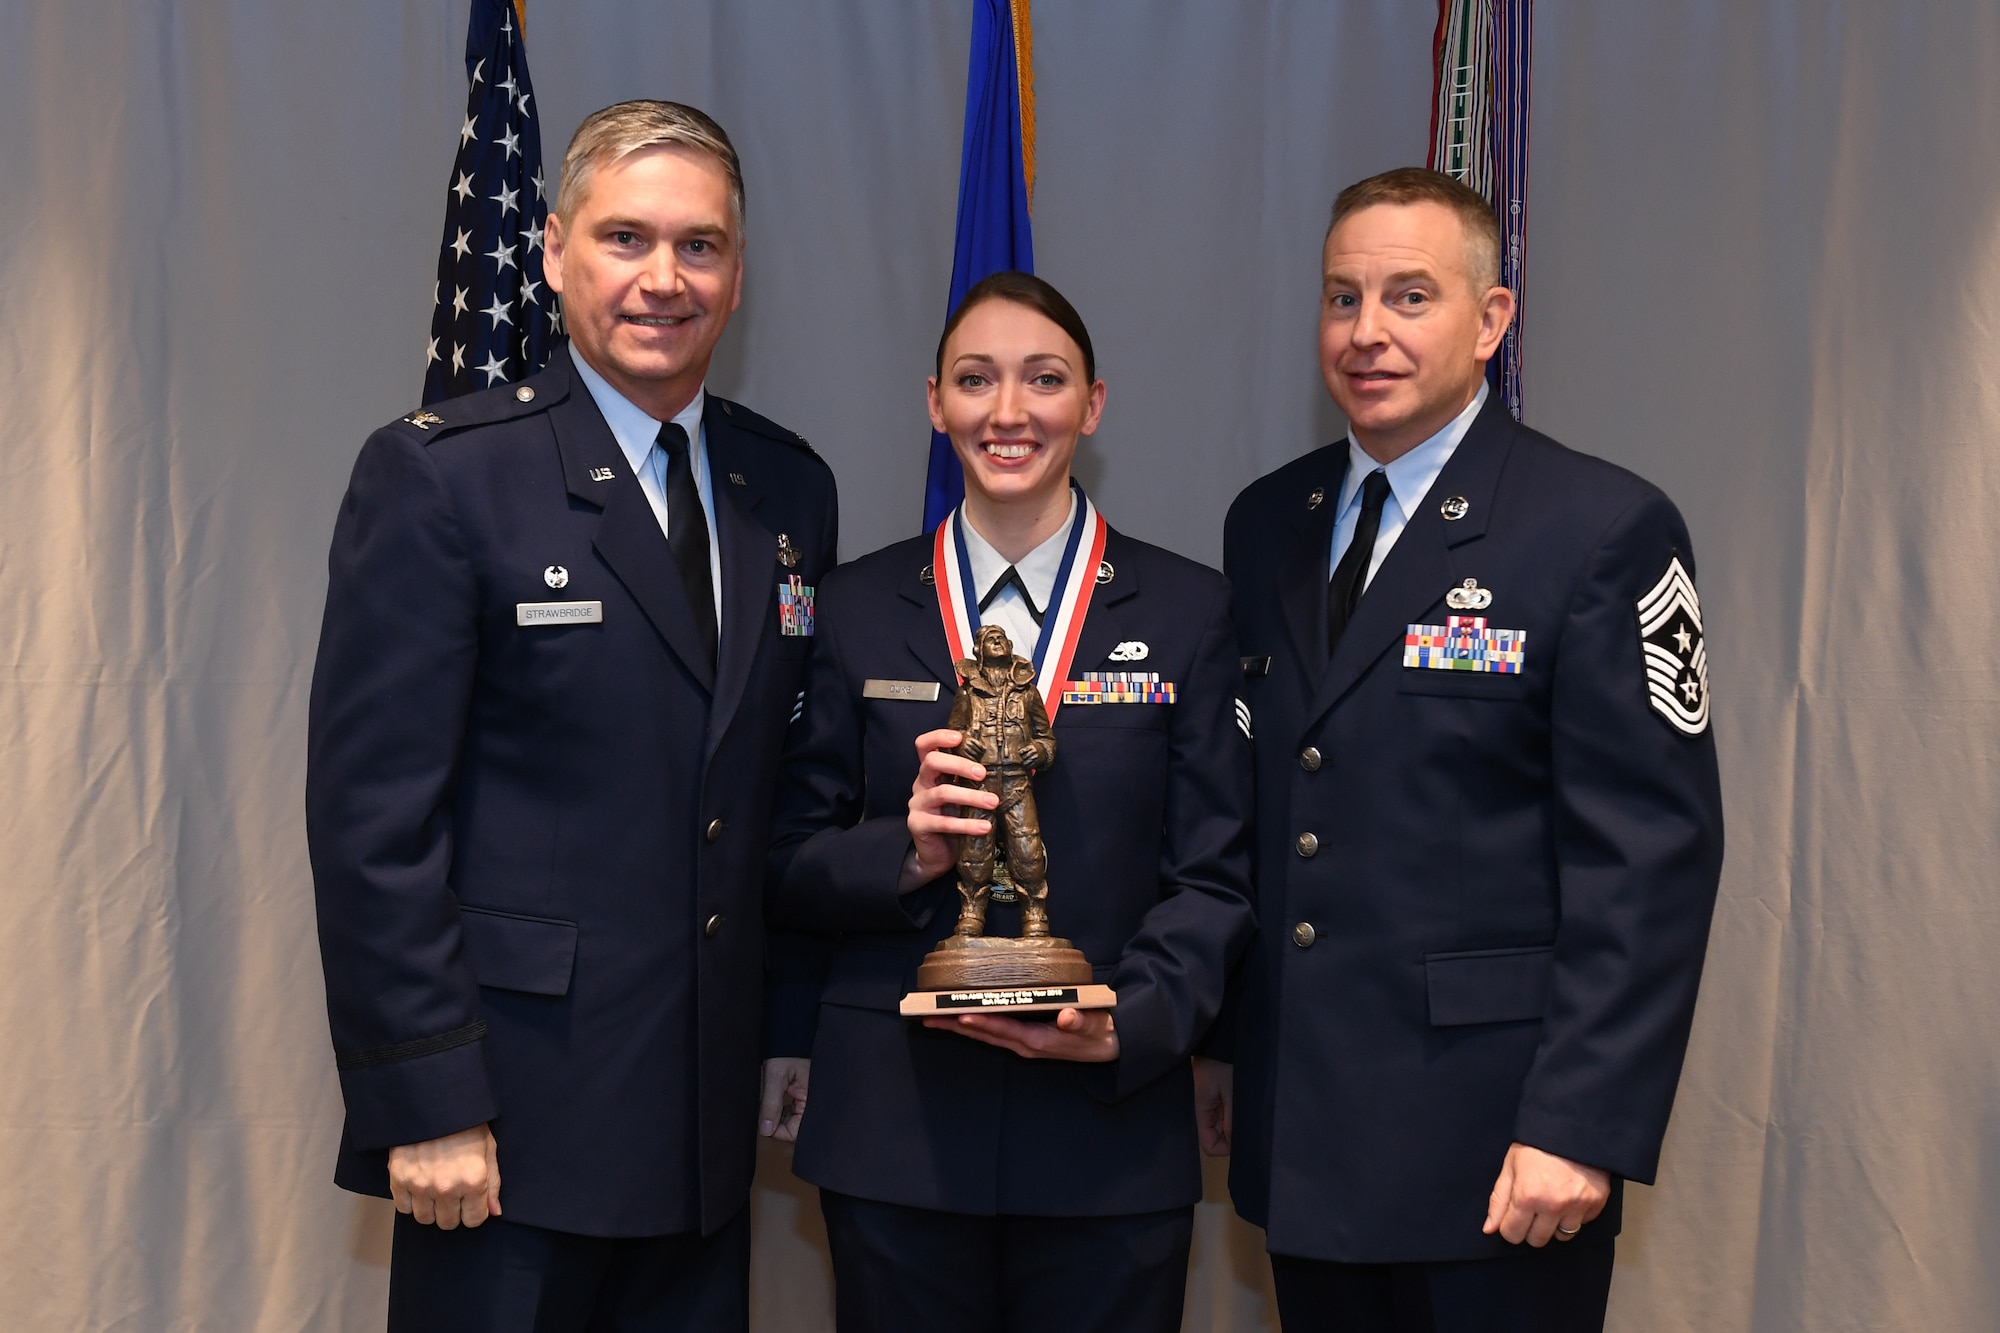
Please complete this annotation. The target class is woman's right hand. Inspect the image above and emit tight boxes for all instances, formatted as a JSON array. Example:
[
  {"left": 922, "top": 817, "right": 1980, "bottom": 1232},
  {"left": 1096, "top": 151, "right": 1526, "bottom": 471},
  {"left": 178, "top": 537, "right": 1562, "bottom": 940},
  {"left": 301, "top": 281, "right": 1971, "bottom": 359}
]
[{"left": 900, "top": 729, "right": 997, "bottom": 894}]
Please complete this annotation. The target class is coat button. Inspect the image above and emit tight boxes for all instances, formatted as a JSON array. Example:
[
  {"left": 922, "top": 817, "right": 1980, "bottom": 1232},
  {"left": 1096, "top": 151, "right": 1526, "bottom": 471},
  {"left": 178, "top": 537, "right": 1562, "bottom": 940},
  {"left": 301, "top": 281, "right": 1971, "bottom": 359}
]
[
  {"left": 705, "top": 913, "right": 725, "bottom": 938},
  {"left": 1299, "top": 746, "right": 1322, "bottom": 772},
  {"left": 1295, "top": 832, "right": 1319, "bottom": 858},
  {"left": 705, "top": 818, "right": 726, "bottom": 843},
  {"left": 1292, "top": 921, "right": 1317, "bottom": 948}
]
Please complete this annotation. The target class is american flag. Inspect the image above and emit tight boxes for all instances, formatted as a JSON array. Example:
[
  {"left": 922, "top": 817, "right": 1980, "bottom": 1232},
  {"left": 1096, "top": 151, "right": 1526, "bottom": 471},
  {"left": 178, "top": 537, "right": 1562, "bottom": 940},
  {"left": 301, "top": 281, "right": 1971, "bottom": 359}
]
[{"left": 422, "top": 0, "right": 559, "bottom": 404}]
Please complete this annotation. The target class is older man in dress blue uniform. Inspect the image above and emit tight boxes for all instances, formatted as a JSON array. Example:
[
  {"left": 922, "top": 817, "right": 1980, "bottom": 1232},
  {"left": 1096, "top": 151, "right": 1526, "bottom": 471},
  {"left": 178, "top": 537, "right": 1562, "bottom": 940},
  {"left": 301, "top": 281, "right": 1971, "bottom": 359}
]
[
  {"left": 306, "top": 101, "right": 836, "bottom": 1330},
  {"left": 1206, "top": 168, "right": 1724, "bottom": 1332}
]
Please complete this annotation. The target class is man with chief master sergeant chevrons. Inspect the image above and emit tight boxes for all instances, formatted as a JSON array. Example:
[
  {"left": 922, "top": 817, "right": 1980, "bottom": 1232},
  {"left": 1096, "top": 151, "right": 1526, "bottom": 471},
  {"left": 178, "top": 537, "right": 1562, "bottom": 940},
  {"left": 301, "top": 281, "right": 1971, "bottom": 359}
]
[{"left": 1208, "top": 167, "right": 1725, "bottom": 1333}]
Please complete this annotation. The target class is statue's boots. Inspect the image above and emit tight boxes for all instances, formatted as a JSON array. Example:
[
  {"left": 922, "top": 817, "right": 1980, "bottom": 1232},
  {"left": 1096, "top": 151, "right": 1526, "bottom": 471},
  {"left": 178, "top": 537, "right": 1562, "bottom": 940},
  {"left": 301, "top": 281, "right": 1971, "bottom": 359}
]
[
  {"left": 954, "top": 888, "right": 988, "bottom": 938},
  {"left": 1021, "top": 894, "right": 1052, "bottom": 939}
]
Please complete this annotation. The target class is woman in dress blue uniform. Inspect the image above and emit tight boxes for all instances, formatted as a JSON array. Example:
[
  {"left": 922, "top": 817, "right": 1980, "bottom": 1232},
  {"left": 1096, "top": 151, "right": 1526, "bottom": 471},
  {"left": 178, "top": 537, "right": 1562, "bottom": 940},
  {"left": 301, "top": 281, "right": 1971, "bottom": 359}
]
[{"left": 765, "top": 272, "right": 1255, "bottom": 1333}]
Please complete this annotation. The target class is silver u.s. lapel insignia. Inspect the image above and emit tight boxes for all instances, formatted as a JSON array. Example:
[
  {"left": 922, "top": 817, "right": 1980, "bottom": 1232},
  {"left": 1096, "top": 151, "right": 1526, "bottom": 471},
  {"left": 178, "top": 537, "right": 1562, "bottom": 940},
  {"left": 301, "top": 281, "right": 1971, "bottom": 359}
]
[
  {"left": 1308, "top": 487, "right": 1325, "bottom": 510},
  {"left": 776, "top": 533, "right": 800, "bottom": 568},
  {"left": 588, "top": 466, "right": 616, "bottom": 482},
  {"left": 1444, "top": 578, "right": 1492, "bottom": 611}
]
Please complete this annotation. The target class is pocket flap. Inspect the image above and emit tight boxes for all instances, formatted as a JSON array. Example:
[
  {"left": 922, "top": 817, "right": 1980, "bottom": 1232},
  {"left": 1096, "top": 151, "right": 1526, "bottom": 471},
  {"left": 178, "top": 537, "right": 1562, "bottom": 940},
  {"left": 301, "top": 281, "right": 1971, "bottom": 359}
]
[
  {"left": 1425, "top": 946, "right": 1552, "bottom": 1026},
  {"left": 460, "top": 906, "right": 578, "bottom": 997}
]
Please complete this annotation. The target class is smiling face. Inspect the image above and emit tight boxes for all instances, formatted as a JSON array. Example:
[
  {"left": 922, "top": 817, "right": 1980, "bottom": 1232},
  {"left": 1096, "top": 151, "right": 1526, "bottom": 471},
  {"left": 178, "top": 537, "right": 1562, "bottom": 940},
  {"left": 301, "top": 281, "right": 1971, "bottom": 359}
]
[
  {"left": 544, "top": 143, "right": 743, "bottom": 420},
  {"left": 927, "top": 298, "right": 1106, "bottom": 513},
  {"left": 1319, "top": 200, "right": 1514, "bottom": 462}
]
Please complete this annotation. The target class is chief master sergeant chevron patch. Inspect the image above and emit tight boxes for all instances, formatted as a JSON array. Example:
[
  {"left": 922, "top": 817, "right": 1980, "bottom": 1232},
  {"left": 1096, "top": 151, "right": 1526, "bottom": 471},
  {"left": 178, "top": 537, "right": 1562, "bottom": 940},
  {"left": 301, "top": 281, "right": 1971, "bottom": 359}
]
[{"left": 1637, "top": 556, "right": 1710, "bottom": 736}]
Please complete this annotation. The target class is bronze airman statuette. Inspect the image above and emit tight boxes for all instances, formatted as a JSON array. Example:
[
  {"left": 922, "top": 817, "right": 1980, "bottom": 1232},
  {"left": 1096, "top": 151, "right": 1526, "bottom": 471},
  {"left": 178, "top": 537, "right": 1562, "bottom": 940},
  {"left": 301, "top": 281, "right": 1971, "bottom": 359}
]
[{"left": 914, "top": 624, "right": 1093, "bottom": 991}]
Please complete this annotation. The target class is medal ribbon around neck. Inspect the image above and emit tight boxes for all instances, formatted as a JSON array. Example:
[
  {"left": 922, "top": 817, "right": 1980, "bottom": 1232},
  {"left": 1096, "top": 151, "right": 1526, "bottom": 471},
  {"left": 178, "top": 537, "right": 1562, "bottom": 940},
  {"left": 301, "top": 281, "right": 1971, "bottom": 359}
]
[{"left": 932, "top": 484, "right": 1108, "bottom": 723}]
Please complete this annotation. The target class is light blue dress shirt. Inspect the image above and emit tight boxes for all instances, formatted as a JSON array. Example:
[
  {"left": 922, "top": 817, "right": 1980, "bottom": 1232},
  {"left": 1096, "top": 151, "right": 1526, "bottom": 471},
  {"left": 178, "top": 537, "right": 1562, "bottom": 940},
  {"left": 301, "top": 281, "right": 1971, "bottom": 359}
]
[
  {"left": 960, "top": 490, "right": 1078, "bottom": 662},
  {"left": 1329, "top": 380, "right": 1489, "bottom": 589},
  {"left": 570, "top": 344, "right": 723, "bottom": 633}
]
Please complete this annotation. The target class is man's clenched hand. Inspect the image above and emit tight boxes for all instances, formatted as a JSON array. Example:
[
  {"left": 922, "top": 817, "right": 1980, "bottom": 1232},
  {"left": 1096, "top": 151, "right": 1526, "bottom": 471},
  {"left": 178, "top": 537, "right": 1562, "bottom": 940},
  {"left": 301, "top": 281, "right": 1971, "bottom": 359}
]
[{"left": 389, "top": 1123, "right": 501, "bottom": 1230}]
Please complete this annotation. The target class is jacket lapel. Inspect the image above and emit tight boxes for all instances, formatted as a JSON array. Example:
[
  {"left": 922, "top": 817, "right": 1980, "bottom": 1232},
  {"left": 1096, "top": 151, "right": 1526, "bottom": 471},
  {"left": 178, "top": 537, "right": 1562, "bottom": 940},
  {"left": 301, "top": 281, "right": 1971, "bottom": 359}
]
[
  {"left": 1303, "top": 395, "right": 1515, "bottom": 727},
  {"left": 704, "top": 401, "right": 780, "bottom": 754},
  {"left": 1277, "top": 448, "right": 1348, "bottom": 681},
  {"left": 899, "top": 560, "right": 961, "bottom": 687},
  {"left": 549, "top": 358, "right": 716, "bottom": 695},
  {"left": 1066, "top": 531, "right": 1141, "bottom": 678}
]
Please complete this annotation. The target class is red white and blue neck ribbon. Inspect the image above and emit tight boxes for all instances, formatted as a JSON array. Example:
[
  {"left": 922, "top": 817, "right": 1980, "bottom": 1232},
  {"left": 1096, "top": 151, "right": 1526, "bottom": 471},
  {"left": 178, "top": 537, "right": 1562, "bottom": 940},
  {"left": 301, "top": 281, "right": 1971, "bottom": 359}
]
[{"left": 933, "top": 484, "right": 1108, "bottom": 722}]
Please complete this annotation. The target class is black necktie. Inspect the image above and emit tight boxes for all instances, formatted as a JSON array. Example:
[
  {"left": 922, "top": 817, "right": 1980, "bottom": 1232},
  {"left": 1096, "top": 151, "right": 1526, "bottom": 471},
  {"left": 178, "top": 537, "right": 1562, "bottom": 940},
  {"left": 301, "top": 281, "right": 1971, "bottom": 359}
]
[
  {"left": 977, "top": 566, "right": 1045, "bottom": 626},
  {"left": 656, "top": 421, "right": 717, "bottom": 666},
  {"left": 1326, "top": 469, "right": 1392, "bottom": 653}
]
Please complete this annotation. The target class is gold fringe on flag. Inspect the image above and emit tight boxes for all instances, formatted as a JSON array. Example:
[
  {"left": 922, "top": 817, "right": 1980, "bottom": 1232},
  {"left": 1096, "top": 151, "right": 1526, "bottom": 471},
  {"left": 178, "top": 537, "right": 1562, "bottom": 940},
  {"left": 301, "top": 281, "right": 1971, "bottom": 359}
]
[{"left": 1011, "top": 0, "right": 1035, "bottom": 208}]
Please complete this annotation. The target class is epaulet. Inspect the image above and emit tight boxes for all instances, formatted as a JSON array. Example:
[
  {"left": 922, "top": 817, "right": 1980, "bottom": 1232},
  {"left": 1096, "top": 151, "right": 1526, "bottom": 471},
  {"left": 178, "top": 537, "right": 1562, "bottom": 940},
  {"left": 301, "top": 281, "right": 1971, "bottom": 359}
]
[
  {"left": 712, "top": 396, "right": 821, "bottom": 458},
  {"left": 385, "top": 376, "right": 554, "bottom": 441}
]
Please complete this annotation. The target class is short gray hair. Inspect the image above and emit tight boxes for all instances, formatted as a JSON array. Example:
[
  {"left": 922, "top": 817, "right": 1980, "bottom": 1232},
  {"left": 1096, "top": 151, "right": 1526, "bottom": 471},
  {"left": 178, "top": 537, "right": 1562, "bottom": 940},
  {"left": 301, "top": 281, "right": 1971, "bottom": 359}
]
[{"left": 555, "top": 100, "right": 745, "bottom": 237}]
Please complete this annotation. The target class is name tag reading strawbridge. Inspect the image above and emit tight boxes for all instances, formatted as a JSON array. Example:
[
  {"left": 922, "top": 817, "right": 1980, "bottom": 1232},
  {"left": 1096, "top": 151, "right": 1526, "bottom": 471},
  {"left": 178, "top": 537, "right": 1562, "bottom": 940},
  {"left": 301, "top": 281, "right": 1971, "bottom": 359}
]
[{"left": 517, "top": 601, "right": 604, "bottom": 626}]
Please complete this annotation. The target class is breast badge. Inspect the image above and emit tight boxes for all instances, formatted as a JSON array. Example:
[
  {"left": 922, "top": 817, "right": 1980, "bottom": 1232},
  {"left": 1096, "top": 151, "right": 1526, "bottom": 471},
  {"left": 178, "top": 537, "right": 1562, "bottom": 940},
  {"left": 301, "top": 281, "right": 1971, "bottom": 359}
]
[
  {"left": 1403, "top": 617, "right": 1526, "bottom": 674},
  {"left": 543, "top": 565, "right": 568, "bottom": 589},
  {"left": 1636, "top": 556, "right": 1709, "bottom": 736},
  {"left": 777, "top": 533, "right": 800, "bottom": 568},
  {"left": 778, "top": 574, "right": 815, "bottom": 636},
  {"left": 1444, "top": 578, "right": 1492, "bottom": 611},
  {"left": 1060, "top": 671, "right": 1176, "bottom": 704},
  {"left": 1107, "top": 640, "right": 1149, "bottom": 662}
]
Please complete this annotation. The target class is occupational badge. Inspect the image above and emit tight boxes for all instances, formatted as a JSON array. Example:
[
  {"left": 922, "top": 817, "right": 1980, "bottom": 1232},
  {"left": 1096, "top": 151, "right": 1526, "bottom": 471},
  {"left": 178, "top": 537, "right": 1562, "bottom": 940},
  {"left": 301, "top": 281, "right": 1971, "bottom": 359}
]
[
  {"left": 1107, "top": 641, "right": 1149, "bottom": 662},
  {"left": 1636, "top": 556, "right": 1709, "bottom": 736},
  {"left": 777, "top": 533, "right": 800, "bottom": 568},
  {"left": 778, "top": 574, "right": 815, "bottom": 636},
  {"left": 1403, "top": 617, "right": 1526, "bottom": 674},
  {"left": 544, "top": 565, "right": 568, "bottom": 589},
  {"left": 1444, "top": 578, "right": 1492, "bottom": 611}
]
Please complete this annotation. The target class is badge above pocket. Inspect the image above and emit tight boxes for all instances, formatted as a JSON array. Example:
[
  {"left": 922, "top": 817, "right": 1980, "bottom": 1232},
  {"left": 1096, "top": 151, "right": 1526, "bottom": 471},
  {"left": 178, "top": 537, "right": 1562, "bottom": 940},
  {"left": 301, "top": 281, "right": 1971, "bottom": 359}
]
[
  {"left": 778, "top": 574, "right": 815, "bottom": 636},
  {"left": 1061, "top": 671, "right": 1176, "bottom": 704},
  {"left": 1403, "top": 616, "right": 1526, "bottom": 674}
]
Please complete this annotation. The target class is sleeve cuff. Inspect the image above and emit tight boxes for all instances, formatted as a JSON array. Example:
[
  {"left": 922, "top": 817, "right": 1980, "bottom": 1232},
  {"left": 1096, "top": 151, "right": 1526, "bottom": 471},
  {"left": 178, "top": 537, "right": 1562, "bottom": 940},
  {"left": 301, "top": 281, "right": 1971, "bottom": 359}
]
[{"left": 336, "top": 1034, "right": 498, "bottom": 1151}]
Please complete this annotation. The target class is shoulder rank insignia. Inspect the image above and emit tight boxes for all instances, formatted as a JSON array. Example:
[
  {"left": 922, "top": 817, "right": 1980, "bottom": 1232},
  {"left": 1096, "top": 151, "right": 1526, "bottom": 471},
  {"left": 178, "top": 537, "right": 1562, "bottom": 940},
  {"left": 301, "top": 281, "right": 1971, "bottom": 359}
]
[
  {"left": 1636, "top": 556, "right": 1709, "bottom": 736},
  {"left": 1404, "top": 617, "right": 1526, "bottom": 674},
  {"left": 1234, "top": 697, "right": 1253, "bottom": 740},
  {"left": 404, "top": 409, "right": 444, "bottom": 430}
]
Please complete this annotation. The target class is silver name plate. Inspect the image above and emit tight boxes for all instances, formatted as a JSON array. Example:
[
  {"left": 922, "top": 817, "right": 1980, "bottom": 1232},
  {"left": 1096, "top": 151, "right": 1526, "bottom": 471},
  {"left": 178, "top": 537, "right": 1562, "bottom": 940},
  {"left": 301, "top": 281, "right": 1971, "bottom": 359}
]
[
  {"left": 517, "top": 600, "right": 604, "bottom": 626},
  {"left": 863, "top": 678, "right": 941, "bottom": 702}
]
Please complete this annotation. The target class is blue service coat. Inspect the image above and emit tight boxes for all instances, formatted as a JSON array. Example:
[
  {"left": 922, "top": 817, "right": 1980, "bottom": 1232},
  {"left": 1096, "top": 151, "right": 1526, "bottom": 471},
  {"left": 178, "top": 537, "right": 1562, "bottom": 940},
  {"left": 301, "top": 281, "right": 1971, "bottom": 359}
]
[
  {"left": 766, "top": 527, "right": 1256, "bottom": 1216},
  {"left": 1222, "top": 393, "right": 1724, "bottom": 1263},
  {"left": 305, "top": 350, "right": 837, "bottom": 1237}
]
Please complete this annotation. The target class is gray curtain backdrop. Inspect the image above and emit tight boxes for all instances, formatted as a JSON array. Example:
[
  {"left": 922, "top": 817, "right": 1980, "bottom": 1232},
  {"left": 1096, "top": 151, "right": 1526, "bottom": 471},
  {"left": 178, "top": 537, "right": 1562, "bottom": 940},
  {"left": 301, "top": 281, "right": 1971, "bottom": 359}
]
[{"left": 1, "top": 1, "right": 1994, "bottom": 1328}]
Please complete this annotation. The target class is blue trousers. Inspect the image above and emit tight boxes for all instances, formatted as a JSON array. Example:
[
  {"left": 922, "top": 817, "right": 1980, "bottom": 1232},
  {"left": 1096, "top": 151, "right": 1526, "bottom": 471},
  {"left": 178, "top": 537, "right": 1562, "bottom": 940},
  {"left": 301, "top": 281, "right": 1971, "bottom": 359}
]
[
  {"left": 1271, "top": 1238, "right": 1616, "bottom": 1333},
  {"left": 386, "top": 1207, "right": 750, "bottom": 1333},
  {"left": 820, "top": 1190, "right": 1194, "bottom": 1333}
]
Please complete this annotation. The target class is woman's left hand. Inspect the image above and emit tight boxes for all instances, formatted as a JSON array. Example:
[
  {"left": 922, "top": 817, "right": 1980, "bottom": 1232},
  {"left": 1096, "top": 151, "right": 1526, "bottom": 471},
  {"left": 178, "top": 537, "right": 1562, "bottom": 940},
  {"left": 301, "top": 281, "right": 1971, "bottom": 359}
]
[{"left": 922, "top": 1007, "right": 1119, "bottom": 1062}]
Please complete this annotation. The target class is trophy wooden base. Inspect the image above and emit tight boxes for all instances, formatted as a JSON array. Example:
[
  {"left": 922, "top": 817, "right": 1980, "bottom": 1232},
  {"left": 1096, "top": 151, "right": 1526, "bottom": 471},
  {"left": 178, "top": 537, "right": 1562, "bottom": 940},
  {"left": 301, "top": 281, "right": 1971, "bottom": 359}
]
[
  {"left": 914, "top": 934, "right": 1095, "bottom": 990},
  {"left": 899, "top": 983, "right": 1118, "bottom": 1018}
]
